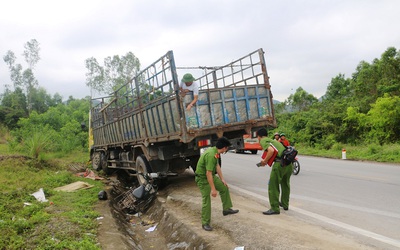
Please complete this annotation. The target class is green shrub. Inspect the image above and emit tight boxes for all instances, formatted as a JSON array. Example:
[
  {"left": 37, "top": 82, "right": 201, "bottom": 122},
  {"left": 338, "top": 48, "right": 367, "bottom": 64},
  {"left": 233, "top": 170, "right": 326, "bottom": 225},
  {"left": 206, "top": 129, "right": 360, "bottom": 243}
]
[
  {"left": 24, "top": 130, "right": 52, "bottom": 159},
  {"left": 331, "top": 143, "right": 344, "bottom": 152},
  {"left": 321, "top": 134, "right": 336, "bottom": 150},
  {"left": 367, "top": 143, "right": 380, "bottom": 155}
]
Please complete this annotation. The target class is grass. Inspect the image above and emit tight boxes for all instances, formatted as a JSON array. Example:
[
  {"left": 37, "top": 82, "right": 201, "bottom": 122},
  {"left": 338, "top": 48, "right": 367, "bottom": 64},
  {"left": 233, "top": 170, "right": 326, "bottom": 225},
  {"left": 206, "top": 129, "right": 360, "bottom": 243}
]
[
  {"left": 296, "top": 142, "right": 400, "bottom": 163},
  {"left": 1, "top": 129, "right": 399, "bottom": 249},
  {"left": 0, "top": 150, "right": 104, "bottom": 249},
  {"left": 0, "top": 143, "right": 10, "bottom": 154}
]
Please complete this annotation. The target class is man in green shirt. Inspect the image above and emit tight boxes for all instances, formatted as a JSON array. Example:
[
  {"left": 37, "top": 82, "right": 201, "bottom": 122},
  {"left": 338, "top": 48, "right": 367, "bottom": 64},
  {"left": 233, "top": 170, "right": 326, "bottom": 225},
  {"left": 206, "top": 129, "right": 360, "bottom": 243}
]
[
  {"left": 195, "top": 137, "right": 239, "bottom": 231},
  {"left": 257, "top": 128, "right": 293, "bottom": 215}
]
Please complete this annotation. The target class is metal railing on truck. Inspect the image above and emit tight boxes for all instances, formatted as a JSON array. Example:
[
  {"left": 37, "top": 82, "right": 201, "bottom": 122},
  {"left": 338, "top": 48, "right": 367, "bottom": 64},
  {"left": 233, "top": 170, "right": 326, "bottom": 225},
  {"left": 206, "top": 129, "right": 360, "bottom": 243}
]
[
  {"left": 90, "top": 48, "right": 276, "bottom": 148},
  {"left": 181, "top": 48, "right": 275, "bottom": 142},
  {"left": 91, "top": 50, "right": 181, "bottom": 147}
]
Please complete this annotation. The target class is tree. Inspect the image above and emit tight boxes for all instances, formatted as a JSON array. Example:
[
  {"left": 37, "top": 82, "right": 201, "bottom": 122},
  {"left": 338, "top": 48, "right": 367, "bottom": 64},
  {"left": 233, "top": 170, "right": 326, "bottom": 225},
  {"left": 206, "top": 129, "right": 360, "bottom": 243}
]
[
  {"left": 29, "top": 87, "right": 52, "bottom": 113},
  {"left": 85, "top": 52, "right": 140, "bottom": 96},
  {"left": 275, "top": 47, "right": 400, "bottom": 146},
  {"left": 0, "top": 87, "right": 28, "bottom": 129},
  {"left": 85, "top": 57, "right": 105, "bottom": 94},
  {"left": 11, "top": 97, "right": 91, "bottom": 154},
  {"left": 2, "top": 39, "right": 41, "bottom": 113},
  {"left": 349, "top": 47, "right": 400, "bottom": 114},
  {"left": 323, "top": 74, "right": 351, "bottom": 102},
  {"left": 23, "top": 39, "right": 41, "bottom": 69},
  {"left": 3, "top": 51, "right": 23, "bottom": 89},
  {"left": 376, "top": 47, "right": 400, "bottom": 97},
  {"left": 365, "top": 95, "right": 400, "bottom": 144},
  {"left": 286, "top": 87, "right": 318, "bottom": 112}
]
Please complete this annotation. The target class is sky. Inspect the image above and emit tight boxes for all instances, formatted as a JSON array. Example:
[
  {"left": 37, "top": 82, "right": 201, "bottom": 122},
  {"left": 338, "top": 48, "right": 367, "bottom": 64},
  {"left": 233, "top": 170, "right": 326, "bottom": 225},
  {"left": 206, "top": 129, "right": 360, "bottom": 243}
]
[{"left": 1, "top": 0, "right": 399, "bottom": 102}]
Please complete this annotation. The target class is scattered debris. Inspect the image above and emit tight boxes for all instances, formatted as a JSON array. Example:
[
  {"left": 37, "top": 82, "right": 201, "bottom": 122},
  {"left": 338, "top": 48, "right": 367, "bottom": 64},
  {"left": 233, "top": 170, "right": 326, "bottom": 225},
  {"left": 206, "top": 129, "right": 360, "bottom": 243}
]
[
  {"left": 75, "top": 168, "right": 104, "bottom": 180},
  {"left": 68, "top": 163, "right": 86, "bottom": 172},
  {"left": 141, "top": 219, "right": 155, "bottom": 226},
  {"left": 54, "top": 181, "right": 94, "bottom": 192},
  {"left": 98, "top": 190, "right": 108, "bottom": 200},
  {"left": 31, "top": 188, "right": 48, "bottom": 202},
  {"left": 145, "top": 223, "right": 158, "bottom": 232}
]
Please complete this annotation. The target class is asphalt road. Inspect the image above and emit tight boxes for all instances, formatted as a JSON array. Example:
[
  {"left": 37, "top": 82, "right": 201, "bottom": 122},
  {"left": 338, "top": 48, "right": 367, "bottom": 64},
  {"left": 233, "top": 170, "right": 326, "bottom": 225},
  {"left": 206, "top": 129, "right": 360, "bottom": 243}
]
[{"left": 220, "top": 151, "right": 400, "bottom": 250}]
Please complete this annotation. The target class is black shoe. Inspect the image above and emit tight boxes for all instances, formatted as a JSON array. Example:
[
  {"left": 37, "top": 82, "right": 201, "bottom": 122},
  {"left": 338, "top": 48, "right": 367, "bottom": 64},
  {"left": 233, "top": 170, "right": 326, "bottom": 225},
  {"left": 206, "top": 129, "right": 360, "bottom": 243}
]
[
  {"left": 262, "top": 209, "right": 280, "bottom": 215},
  {"left": 223, "top": 208, "right": 239, "bottom": 216},
  {"left": 202, "top": 224, "right": 213, "bottom": 231},
  {"left": 279, "top": 202, "right": 288, "bottom": 211}
]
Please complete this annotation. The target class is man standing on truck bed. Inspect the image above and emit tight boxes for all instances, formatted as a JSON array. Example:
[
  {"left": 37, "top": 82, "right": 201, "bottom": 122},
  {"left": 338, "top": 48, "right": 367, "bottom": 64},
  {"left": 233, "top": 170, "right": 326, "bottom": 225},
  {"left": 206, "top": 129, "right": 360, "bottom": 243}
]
[
  {"left": 195, "top": 137, "right": 239, "bottom": 231},
  {"left": 179, "top": 73, "right": 199, "bottom": 111}
]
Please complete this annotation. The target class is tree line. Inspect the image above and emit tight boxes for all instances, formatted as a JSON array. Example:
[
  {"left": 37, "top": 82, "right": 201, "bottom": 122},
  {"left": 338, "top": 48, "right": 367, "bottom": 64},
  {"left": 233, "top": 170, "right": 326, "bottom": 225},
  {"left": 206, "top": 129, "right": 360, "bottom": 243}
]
[
  {"left": 274, "top": 47, "right": 400, "bottom": 149},
  {"left": 0, "top": 39, "right": 140, "bottom": 158},
  {"left": 1, "top": 39, "right": 399, "bottom": 158}
]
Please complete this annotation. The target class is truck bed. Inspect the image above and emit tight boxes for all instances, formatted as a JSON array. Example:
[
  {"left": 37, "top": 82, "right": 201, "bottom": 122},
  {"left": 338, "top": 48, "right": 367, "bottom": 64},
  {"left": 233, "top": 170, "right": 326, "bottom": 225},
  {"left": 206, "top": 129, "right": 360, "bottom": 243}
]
[{"left": 90, "top": 49, "right": 276, "bottom": 148}]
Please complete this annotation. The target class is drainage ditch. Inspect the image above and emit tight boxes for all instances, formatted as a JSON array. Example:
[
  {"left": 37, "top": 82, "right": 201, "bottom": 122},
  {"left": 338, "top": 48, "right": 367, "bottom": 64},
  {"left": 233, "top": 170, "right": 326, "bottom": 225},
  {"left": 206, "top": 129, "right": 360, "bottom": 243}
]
[{"left": 104, "top": 171, "right": 209, "bottom": 250}]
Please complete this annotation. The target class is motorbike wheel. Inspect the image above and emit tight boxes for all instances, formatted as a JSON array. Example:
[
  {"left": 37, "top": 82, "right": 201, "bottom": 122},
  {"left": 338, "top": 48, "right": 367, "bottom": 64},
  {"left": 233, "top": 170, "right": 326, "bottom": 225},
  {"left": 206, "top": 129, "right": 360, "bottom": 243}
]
[{"left": 292, "top": 160, "right": 300, "bottom": 175}]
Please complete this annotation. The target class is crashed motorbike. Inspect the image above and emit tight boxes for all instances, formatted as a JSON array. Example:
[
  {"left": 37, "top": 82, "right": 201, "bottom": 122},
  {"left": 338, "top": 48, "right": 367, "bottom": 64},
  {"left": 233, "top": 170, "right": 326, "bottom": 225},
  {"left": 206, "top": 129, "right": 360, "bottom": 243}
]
[{"left": 117, "top": 172, "right": 159, "bottom": 214}]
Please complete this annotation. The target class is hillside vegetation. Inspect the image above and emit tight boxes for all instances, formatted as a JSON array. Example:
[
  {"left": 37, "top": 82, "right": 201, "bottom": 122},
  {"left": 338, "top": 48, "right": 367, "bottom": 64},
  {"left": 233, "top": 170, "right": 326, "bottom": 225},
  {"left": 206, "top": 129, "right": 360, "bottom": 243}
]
[
  {"left": 273, "top": 47, "right": 400, "bottom": 162},
  {"left": 1, "top": 43, "right": 399, "bottom": 160}
]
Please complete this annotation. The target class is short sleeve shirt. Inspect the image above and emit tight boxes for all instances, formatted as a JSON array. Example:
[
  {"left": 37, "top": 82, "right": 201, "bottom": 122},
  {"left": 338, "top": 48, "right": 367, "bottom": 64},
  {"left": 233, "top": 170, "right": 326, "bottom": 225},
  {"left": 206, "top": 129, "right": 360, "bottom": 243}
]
[
  {"left": 195, "top": 147, "right": 218, "bottom": 177},
  {"left": 180, "top": 81, "right": 199, "bottom": 95}
]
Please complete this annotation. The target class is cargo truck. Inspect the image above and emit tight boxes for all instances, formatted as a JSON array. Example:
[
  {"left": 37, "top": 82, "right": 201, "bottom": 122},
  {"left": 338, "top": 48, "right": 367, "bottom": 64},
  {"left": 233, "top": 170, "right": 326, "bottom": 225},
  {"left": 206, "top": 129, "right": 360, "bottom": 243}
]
[{"left": 89, "top": 48, "right": 276, "bottom": 185}]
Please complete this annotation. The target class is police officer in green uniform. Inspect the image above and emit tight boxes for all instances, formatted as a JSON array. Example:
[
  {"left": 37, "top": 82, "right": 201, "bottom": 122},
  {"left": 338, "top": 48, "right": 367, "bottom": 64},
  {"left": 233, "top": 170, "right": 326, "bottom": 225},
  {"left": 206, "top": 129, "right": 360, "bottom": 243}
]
[
  {"left": 257, "top": 128, "right": 293, "bottom": 215},
  {"left": 195, "top": 137, "right": 239, "bottom": 231}
]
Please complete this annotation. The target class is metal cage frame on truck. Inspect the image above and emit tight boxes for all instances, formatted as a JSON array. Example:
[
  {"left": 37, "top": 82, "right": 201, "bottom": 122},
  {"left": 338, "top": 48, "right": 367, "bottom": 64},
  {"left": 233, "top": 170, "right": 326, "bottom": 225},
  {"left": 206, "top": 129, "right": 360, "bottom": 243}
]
[{"left": 89, "top": 48, "right": 276, "bottom": 184}]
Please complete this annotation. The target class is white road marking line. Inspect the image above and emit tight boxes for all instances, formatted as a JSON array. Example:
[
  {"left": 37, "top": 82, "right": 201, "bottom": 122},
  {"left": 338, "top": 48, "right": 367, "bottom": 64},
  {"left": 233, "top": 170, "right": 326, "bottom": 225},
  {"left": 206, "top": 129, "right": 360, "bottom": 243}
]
[
  {"left": 291, "top": 194, "right": 400, "bottom": 219},
  {"left": 229, "top": 184, "right": 400, "bottom": 248}
]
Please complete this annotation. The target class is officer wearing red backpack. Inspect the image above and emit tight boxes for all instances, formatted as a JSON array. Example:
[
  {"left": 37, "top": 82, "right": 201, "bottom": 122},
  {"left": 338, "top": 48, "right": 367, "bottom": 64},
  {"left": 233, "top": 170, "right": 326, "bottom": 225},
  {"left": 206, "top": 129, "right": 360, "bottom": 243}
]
[{"left": 257, "top": 128, "right": 293, "bottom": 215}]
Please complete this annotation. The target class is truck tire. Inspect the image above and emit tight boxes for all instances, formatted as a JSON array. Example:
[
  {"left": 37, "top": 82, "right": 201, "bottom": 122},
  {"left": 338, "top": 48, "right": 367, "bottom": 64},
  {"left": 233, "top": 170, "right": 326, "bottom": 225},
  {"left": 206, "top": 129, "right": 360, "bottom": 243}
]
[
  {"left": 251, "top": 150, "right": 258, "bottom": 154},
  {"left": 189, "top": 155, "right": 200, "bottom": 173},
  {"left": 92, "top": 152, "right": 103, "bottom": 171},
  {"left": 136, "top": 155, "right": 152, "bottom": 186},
  {"left": 100, "top": 153, "right": 113, "bottom": 175}
]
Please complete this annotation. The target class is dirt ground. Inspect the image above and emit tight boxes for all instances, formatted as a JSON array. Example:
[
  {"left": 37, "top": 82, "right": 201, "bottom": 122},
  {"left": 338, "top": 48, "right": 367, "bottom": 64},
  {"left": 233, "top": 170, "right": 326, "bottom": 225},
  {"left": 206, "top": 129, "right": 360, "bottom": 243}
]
[{"left": 95, "top": 169, "right": 376, "bottom": 250}]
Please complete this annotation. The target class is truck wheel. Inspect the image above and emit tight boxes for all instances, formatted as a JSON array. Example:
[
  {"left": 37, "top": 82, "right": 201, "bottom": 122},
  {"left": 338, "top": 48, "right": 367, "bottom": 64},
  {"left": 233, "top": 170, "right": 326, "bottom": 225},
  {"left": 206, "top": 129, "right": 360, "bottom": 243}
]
[
  {"left": 189, "top": 155, "right": 200, "bottom": 173},
  {"left": 92, "top": 152, "right": 102, "bottom": 171},
  {"left": 136, "top": 155, "right": 151, "bottom": 186},
  {"left": 101, "top": 153, "right": 113, "bottom": 175},
  {"left": 251, "top": 150, "right": 258, "bottom": 154}
]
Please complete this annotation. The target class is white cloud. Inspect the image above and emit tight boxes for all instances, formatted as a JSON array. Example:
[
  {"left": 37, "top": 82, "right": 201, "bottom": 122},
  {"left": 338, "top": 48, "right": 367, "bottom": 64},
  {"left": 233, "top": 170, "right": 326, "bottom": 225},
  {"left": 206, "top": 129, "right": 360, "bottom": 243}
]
[{"left": 1, "top": 0, "right": 400, "bottom": 102}]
